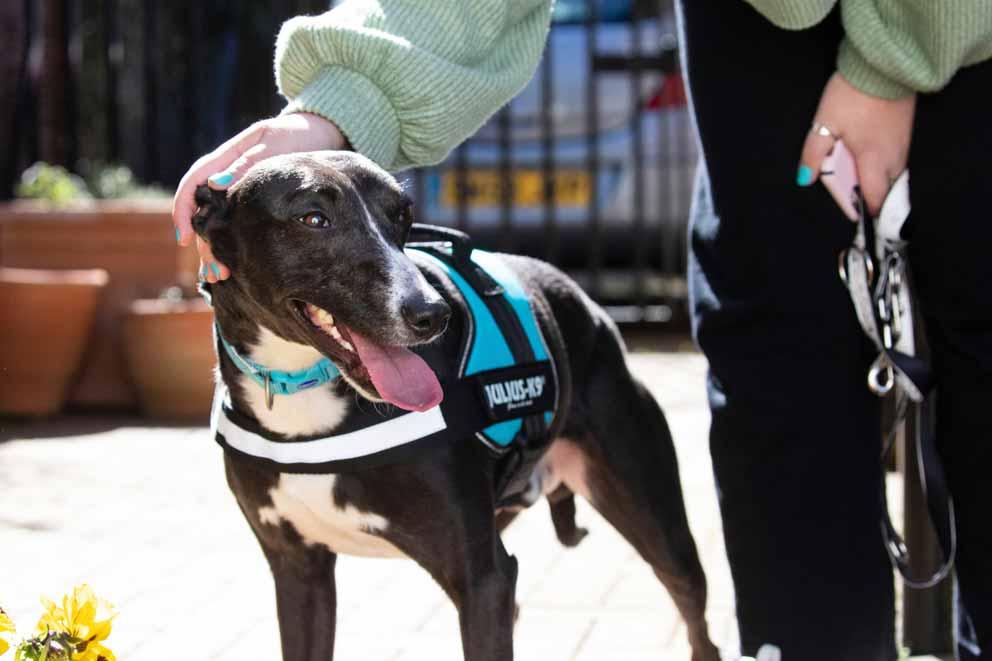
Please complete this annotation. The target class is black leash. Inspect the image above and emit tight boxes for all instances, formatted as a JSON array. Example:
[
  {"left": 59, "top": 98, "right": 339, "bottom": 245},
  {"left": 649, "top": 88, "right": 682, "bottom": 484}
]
[
  {"left": 877, "top": 394, "right": 956, "bottom": 588},
  {"left": 838, "top": 180, "right": 955, "bottom": 589}
]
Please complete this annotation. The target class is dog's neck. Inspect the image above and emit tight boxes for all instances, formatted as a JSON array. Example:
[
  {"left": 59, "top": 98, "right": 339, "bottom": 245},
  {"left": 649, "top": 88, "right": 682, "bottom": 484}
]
[{"left": 211, "top": 289, "right": 350, "bottom": 439}]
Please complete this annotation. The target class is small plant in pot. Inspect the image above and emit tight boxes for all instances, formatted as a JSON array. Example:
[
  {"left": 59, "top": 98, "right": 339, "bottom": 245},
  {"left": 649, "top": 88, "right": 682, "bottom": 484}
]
[{"left": 121, "top": 286, "right": 216, "bottom": 422}]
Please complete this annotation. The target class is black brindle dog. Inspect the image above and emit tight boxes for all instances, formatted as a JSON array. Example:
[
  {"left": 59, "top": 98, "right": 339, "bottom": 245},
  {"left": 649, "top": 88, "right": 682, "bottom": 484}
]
[{"left": 193, "top": 151, "right": 719, "bottom": 661}]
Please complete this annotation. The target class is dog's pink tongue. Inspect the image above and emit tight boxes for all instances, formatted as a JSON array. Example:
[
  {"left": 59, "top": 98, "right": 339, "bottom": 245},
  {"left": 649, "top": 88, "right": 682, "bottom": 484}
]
[{"left": 348, "top": 331, "right": 443, "bottom": 412}]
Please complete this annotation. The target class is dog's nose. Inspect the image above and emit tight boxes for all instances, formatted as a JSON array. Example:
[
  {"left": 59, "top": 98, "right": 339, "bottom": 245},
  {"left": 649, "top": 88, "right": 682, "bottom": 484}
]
[{"left": 401, "top": 298, "right": 451, "bottom": 339}]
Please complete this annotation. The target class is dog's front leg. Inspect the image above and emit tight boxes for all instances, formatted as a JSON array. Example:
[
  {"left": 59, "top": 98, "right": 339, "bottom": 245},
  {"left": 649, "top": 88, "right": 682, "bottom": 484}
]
[
  {"left": 453, "top": 531, "right": 518, "bottom": 661},
  {"left": 263, "top": 545, "right": 338, "bottom": 661},
  {"left": 396, "top": 498, "right": 517, "bottom": 659}
]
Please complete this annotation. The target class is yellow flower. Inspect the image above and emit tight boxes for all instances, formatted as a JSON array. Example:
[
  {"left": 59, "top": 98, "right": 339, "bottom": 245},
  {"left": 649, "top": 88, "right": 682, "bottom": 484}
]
[
  {"left": 35, "top": 585, "right": 116, "bottom": 661},
  {"left": 0, "top": 607, "right": 15, "bottom": 656}
]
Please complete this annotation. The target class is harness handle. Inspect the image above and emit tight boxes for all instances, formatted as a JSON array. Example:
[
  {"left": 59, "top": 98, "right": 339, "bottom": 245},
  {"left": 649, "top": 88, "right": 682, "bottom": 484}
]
[
  {"left": 407, "top": 223, "right": 506, "bottom": 297},
  {"left": 407, "top": 224, "right": 473, "bottom": 263}
]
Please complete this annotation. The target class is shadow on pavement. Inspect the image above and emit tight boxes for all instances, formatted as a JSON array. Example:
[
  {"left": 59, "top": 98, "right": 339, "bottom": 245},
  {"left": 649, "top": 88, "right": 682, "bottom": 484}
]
[{"left": 0, "top": 414, "right": 206, "bottom": 443}]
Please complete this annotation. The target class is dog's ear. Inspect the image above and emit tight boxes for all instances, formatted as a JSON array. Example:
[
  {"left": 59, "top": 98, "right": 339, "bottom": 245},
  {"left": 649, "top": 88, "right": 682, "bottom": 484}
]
[
  {"left": 192, "top": 185, "right": 229, "bottom": 237},
  {"left": 192, "top": 185, "right": 238, "bottom": 269}
]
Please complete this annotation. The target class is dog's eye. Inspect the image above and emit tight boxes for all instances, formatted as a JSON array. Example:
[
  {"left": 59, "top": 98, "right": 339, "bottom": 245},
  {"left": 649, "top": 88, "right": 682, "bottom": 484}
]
[{"left": 297, "top": 212, "right": 330, "bottom": 229}]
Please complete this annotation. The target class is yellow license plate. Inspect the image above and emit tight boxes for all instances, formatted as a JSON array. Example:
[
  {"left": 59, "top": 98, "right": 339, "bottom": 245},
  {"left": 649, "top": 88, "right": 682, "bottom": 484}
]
[{"left": 441, "top": 169, "right": 591, "bottom": 208}]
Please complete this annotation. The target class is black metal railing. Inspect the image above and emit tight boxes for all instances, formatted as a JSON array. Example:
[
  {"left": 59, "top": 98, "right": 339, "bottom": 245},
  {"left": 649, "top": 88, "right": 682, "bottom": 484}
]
[
  {"left": 3, "top": 0, "right": 697, "bottom": 325},
  {"left": 3, "top": 0, "right": 329, "bottom": 192}
]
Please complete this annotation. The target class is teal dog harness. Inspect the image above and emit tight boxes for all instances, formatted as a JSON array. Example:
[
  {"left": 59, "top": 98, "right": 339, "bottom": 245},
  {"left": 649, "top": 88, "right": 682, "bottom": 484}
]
[{"left": 213, "top": 225, "right": 559, "bottom": 498}]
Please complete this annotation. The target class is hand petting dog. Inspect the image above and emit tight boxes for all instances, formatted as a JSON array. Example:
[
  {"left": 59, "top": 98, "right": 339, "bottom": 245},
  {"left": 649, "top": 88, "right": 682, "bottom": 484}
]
[{"left": 173, "top": 112, "right": 346, "bottom": 283}]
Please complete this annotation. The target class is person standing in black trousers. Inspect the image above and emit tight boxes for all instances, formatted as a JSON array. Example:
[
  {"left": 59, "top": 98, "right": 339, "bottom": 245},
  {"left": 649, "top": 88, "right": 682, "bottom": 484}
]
[{"left": 677, "top": 2, "right": 992, "bottom": 659}]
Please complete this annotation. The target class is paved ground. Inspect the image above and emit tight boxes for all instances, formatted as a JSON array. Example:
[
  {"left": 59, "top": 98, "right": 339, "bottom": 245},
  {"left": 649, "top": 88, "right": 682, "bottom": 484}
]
[{"left": 0, "top": 353, "right": 736, "bottom": 660}]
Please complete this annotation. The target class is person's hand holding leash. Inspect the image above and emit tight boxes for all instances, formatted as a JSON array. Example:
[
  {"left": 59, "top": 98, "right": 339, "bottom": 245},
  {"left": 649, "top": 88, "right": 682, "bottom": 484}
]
[
  {"left": 172, "top": 112, "right": 346, "bottom": 282},
  {"left": 796, "top": 72, "right": 916, "bottom": 217}
]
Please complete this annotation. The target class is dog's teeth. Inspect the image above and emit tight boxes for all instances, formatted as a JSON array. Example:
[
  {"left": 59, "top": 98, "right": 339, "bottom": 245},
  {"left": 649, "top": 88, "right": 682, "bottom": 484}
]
[
  {"left": 330, "top": 327, "right": 343, "bottom": 340},
  {"left": 307, "top": 305, "right": 335, "bottom": 328},
  {"left": 341, "top": 340, "right": 354, "bottom": 352}
]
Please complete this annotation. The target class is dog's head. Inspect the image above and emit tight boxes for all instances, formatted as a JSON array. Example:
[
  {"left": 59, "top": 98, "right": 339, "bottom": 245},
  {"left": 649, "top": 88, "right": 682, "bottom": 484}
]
[{"left": 193, "top": 151, "right": 450, "bottom": 411}]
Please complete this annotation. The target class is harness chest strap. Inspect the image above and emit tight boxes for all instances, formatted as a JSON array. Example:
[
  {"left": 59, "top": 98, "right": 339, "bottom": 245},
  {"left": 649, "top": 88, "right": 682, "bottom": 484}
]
[{"left": 212, "top": 389, "right": 449, "bottom": 469}]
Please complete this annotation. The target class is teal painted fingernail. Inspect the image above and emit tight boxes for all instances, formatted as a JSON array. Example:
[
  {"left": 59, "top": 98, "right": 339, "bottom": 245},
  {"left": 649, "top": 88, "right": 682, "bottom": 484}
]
[
  {"left": 210, "top": 263, "right": 221, "bottom": 278},
  {"left": 796, "top": 165, "right": 814, "bottom": 186},
  {"left": 175, "top": 227, "right": 181, "bottom": 243},
  {"left": 208, "top": 172, "right": 233, "bottom": 186}
]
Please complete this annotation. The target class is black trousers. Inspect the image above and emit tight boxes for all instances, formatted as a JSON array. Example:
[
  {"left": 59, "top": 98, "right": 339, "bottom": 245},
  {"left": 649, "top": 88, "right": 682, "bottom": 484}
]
[{"left": 677, "top": 2, "right": 992, "bottom": 659}]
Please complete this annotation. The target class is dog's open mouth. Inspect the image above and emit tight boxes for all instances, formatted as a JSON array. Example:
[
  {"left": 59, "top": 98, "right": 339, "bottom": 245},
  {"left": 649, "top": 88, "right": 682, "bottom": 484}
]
[{"left": 291, "top": 301, "right": 443, "bottom": 413}]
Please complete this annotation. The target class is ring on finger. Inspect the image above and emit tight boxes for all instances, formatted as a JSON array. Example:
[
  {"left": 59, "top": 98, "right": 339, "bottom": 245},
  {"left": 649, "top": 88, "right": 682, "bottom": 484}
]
[{"left": 811, "top": 122, "right": 840, "bottom": 140}]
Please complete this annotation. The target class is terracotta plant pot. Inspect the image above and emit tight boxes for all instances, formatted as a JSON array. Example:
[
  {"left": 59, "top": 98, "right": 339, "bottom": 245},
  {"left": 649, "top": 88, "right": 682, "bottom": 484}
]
[
  {"left": 0, "top": 199, "right": 194, "bottom": 408},
  {"left": 0, "top": 267, "right": 109, "bottom": 417},
  {"left": 121, "top": 297, "right": 216, "bottom": 421}
]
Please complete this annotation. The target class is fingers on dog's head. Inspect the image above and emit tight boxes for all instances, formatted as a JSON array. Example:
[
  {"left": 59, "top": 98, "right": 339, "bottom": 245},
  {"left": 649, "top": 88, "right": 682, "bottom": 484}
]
[{"left": 192, "top": 185, "right": 230, "bottom": 236}]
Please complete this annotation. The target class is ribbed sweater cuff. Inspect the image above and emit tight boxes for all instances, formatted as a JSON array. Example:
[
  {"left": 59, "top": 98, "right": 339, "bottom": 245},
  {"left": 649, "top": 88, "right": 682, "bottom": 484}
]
[
  {"left": 837, "top": 38, "right": 913, "bottom": 100},
  {"left": 281, "top": 66, "right": 401, "bottom": 169}
]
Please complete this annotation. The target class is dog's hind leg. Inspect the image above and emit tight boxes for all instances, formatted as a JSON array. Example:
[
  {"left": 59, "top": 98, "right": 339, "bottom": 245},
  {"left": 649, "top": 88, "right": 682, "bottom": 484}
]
[
  {"left": 562, "top": 331, "right": 720, "bottom": 661},
  {"left": 547, "top": 485, "right": 589, "bottom": 547},
  {"left": 261, "top": 540, "right": 338, "bottom": 661}
]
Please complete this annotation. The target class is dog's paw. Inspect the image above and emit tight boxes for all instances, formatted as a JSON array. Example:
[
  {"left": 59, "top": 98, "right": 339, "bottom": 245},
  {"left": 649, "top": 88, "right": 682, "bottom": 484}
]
[{"left": 558, "top": 525, "right": 589, "bottom": 548}]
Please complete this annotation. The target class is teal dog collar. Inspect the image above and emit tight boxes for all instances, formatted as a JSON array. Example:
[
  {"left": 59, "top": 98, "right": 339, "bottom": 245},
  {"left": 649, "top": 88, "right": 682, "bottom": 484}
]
[{"left": 217, "top": 325, "right": 341, "bottom": 409}]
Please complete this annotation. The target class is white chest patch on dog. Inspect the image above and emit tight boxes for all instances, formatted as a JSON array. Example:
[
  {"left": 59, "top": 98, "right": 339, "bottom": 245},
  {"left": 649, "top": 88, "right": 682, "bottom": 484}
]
[
  {"left": 258, "top": 474, "right": 404, "bottom": 558},
  {"left": 237, "top": 327, "right": 402, "bottom": 557},
  {"left": 240, "top": 327, "right": 350, "bottom": 438}
]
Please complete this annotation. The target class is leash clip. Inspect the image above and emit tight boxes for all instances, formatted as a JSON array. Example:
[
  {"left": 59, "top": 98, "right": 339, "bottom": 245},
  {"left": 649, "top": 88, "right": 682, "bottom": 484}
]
[
  {"left": 859, "top": 249, "right": 875, "bottom": 286},
  {"left": 837, "top": 249, "right": 849, "bottom": 284},
  {"left": 867, "top": 355, "right": 895, "bottom": 396},
  {"left": 837, "top": 247, "right": 874, "bottom": 287}
]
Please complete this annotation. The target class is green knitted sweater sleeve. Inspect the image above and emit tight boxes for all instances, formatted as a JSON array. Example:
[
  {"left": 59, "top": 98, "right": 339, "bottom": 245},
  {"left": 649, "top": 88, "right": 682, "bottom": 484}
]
[
  {"left": 746, "top": 0, "right": 992, "bottom": 99},
  {"left": 837, "top": 0, "right": 992, "bottom": 99},
  {"left": 275, "top": 1, "right": 551, "bottom": 171}
]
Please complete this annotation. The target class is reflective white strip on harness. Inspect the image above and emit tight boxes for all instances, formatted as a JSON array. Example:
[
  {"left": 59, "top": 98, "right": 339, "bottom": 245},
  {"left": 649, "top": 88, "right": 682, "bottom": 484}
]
[{"left": 215, "top": 401, "right": 447, "bottom": 464}]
